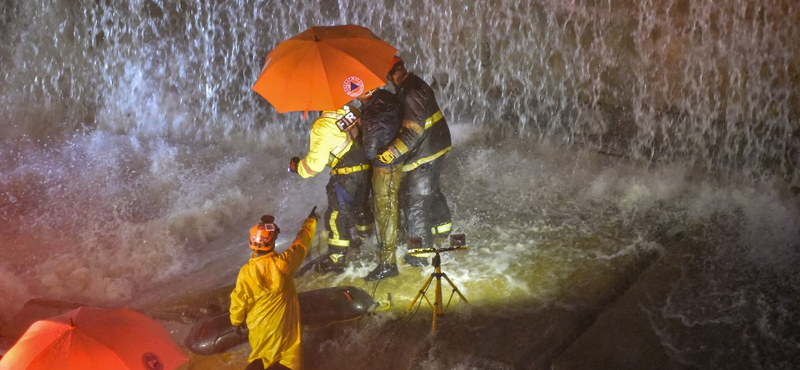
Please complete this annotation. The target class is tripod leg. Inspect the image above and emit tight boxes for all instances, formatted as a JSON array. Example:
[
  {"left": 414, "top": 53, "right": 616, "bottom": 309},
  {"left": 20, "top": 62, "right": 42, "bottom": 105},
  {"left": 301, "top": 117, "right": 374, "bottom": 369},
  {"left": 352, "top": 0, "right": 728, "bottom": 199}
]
[
  {"left": 434, "top": 274, "right": 443, "bottom": 317},
  {"left": 441, "top": 273, "right": 469, "bottom": 304},
  {"left": 405, "top": 274, "right": 435, "bottom": 312}
]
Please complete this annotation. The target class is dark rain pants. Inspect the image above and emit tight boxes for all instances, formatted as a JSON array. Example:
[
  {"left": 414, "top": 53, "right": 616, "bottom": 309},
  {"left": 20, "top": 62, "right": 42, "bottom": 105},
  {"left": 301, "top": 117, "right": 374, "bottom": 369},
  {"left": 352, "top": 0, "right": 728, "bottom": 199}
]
[
  {"left": 324, "top": 171, "right": 373, "bottom": 251},
  {"left": 400, "top": 155, "right": 452, "bottom": 250},
  {"left": 372, "top": 164, "right": 403, "bottom": 265}
]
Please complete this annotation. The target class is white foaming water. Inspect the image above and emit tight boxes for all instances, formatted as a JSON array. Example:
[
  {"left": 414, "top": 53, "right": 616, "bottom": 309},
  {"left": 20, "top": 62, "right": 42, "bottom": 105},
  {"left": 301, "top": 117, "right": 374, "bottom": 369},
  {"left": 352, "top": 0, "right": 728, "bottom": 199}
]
[{"left": 1, "top": 0, "right": 799, "bottom": 369}]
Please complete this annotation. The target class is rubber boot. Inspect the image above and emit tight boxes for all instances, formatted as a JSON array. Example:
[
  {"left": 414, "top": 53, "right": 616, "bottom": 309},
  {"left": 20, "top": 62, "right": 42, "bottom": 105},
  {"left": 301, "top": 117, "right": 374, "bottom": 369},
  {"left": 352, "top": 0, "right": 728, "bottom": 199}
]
[
  {"left": 364, "top": 263, "right": 399, "bottom": 281},
  {"left": 315, "top": 246, "right": 347, "bottom": 274},
  {"left": 350, "top": 233, "right": 365, "bottom": 253}
]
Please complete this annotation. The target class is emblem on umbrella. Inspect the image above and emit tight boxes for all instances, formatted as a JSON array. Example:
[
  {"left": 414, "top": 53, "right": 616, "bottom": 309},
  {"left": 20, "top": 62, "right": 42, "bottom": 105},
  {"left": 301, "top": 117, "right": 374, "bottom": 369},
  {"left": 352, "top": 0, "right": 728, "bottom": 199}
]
[{"left": 343, "top": 76, "right": 365, "bottom": 97}]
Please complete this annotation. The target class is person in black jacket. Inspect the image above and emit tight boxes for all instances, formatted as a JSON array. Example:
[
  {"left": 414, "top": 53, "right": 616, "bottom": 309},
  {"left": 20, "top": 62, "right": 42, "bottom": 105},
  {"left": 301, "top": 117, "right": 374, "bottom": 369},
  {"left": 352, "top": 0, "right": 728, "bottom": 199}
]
[
  {"left": 377, "top": 56, "right": 453, "bottom": 266},
  {"left": 357, "top": 88, "right": 404, "bottom": 280}
]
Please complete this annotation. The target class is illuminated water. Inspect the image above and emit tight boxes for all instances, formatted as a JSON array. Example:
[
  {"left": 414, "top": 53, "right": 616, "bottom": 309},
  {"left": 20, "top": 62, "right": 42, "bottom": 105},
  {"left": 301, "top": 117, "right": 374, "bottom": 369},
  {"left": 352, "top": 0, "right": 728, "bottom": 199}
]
[{"left": 1, "top": 1, "right": 798, "bottom": 369}]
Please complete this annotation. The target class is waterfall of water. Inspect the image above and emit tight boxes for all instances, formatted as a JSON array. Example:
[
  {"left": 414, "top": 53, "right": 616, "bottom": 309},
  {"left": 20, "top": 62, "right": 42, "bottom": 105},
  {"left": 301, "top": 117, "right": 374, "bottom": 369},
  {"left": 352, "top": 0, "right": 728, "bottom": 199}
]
[{"left": 2, "top": 0, "right": 797, "bottom": 180}]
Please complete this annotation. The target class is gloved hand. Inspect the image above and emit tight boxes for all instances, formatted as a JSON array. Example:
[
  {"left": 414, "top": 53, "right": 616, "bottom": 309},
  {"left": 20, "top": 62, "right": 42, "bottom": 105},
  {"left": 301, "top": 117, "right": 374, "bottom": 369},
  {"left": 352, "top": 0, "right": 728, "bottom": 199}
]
[
  {"left": 376, "top": 148, "right": 396, "bottom": 164},
  {"left": 234, "top": 325, "right": 245, "bottom": 340},
  {"left": 288, "top": 156, "right": 300, "bottom": 173},
  {"left": 308, "top": 206, "right": 320, "bottom": 221}
]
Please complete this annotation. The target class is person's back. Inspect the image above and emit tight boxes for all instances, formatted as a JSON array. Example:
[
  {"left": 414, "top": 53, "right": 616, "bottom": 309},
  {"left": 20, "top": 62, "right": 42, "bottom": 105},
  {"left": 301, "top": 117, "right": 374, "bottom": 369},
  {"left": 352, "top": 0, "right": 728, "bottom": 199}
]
[
  {"left": 361, "top": 89, "right": 403, "bottom": 162},
  {"left": 294, "top": 107, "right": 365, "bottom": 178},
  {"left": 394, "top": 73, "right": 452, "bottom": 171}
]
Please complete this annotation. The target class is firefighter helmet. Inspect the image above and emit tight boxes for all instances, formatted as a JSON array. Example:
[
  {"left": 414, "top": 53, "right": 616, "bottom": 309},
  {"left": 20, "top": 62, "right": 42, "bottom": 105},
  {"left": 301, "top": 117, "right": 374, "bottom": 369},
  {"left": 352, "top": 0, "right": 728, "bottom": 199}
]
[
  {"left": 389, "top": 55, "right": 404, "bottom": 75},
  {"left": 249, "top": 215, "right": 280, "bottom": 251}
]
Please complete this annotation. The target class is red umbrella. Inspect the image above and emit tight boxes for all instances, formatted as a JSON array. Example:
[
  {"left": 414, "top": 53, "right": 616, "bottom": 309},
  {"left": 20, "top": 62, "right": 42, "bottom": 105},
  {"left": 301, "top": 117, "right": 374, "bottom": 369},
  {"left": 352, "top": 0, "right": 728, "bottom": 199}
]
[
  {"left": 0, "top": 306, "right": 187, "bottom": 370},
  {"left": 252, "top": 24, "right": 397, "bottom": 115}
]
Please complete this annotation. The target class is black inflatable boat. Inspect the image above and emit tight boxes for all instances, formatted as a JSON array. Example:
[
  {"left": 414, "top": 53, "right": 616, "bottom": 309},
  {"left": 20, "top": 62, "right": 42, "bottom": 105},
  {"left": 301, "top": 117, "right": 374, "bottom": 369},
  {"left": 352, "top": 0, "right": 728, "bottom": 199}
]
[{"left": 183, "top": 285, "right": 376, "bottom": 355}]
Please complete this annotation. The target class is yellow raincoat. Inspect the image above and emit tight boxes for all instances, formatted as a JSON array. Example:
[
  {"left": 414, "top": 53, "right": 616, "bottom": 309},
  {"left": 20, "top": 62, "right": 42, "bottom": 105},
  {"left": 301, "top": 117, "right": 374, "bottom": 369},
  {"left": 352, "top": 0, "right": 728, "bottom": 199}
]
[{"left": 230, "top": 217, "right": 316, "bottom": 370}]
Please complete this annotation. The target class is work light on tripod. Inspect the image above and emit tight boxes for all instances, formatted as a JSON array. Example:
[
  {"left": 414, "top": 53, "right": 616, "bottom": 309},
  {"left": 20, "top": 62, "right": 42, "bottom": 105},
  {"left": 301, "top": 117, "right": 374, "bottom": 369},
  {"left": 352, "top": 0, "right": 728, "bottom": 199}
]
[{"left": 405, "top": 234, "right": 468, "bottom": 336}]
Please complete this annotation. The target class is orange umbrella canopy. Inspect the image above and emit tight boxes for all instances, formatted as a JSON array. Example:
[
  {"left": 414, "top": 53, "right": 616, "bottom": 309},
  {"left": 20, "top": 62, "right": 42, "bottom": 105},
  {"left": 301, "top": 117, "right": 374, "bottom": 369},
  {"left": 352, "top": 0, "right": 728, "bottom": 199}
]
[
  {"left": 253, "top": 24, "right": 398, "bottom": 114},
  {"left": 0, "top": 306, "right": 187, "bottom": 370}
]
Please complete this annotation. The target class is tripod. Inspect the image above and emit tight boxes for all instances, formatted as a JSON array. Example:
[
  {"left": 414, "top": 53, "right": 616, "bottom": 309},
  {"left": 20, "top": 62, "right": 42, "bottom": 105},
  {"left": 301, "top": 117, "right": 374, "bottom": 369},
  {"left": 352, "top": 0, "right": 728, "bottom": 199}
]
[{"left": 405, "top": 246, "right": 469, "bottom": 335}]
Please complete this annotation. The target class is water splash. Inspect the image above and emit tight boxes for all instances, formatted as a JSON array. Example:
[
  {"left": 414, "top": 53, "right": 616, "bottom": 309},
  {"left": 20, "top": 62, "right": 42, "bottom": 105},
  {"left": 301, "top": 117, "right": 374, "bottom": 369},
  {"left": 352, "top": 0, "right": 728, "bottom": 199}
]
[{"left": 2, "top": 0, "right": 797, "bottom": 180}]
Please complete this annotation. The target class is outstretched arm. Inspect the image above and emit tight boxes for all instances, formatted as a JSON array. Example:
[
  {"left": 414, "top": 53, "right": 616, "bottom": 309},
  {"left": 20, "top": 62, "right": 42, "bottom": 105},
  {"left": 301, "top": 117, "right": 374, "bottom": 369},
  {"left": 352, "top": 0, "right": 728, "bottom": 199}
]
[{"left": 283, "top": 215, "right": 317, "bottom": 274}]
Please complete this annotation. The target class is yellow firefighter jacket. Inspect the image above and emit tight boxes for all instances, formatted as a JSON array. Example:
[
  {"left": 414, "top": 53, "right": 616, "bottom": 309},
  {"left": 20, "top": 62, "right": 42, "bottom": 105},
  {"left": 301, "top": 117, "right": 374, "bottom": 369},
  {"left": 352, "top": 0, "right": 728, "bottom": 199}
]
[
  {"left": 230, "top": 217, "right": 316, "bottom": 370},
  {"left": 297, "top": 107, "right": 363, "bottom": 178}
]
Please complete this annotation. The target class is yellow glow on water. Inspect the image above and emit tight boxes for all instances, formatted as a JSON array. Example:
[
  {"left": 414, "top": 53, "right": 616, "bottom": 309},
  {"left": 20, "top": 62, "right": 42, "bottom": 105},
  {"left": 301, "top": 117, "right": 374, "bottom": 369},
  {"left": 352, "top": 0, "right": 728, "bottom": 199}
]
[{"left": 293, "top": 217, "right": 659, "bottom": 319}]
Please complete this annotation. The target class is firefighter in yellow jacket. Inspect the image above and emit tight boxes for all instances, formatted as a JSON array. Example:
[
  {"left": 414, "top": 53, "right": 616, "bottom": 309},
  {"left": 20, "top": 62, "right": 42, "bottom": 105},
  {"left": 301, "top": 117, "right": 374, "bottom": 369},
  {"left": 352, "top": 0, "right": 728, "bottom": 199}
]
[
  {"left": 230, "top": 208, "right": 318, "bottom": 370},
  {"left": 289, "top": 106, "right": 373, "bottom": 273}
]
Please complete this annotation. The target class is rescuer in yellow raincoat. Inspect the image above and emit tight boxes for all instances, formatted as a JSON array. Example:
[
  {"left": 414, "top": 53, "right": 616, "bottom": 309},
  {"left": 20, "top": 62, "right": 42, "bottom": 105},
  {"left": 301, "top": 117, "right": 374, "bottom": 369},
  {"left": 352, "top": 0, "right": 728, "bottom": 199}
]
[
  {"left": 289, "top": 106, "right": 373, "bottom": 273},
  {"left": 230, "top": 208, "right": 319, "bottom": 370}
]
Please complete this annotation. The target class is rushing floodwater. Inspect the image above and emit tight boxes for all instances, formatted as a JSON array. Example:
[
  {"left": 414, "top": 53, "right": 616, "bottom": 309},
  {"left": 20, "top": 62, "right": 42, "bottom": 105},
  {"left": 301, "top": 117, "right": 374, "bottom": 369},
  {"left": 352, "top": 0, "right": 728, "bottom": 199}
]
[{"left": 1, "top": 1, "right": 798, "bottom": 369}]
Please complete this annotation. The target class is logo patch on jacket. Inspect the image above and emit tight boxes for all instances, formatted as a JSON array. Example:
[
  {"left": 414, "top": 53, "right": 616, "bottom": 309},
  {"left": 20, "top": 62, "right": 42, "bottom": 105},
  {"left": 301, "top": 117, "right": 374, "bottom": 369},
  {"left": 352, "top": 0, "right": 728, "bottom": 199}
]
[
  {"left": 343, "top": 76, "right": 365, "bottom": 97},
  {"left": 336, "top": 111, "right": 360, "bottom": 132}
]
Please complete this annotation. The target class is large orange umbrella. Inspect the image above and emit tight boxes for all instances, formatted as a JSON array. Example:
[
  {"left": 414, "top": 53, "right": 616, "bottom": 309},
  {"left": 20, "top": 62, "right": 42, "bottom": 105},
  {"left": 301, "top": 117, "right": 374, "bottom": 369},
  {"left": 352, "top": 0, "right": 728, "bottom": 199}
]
[
  {"left": 252, "top": 24, "right": 397, "bottom": 115},
  {"left": 0, "top": 306, "right": 187, "bottom": 370}
]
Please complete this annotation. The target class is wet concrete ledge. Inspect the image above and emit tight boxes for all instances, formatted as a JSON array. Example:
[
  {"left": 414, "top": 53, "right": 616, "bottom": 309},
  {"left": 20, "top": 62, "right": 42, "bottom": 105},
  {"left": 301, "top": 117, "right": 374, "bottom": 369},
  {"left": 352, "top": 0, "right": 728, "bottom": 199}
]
[{"left": 549, "top": 223, "right": 781, "bottom": 370}]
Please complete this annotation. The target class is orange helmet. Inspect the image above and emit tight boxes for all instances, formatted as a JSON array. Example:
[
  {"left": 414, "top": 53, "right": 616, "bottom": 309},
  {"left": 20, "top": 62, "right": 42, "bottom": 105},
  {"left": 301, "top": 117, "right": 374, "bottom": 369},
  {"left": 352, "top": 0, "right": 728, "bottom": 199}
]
[
  {"left": 389, "top": 55, "right": 405, "bottom": 75},
  {"left": 249, "top": 215, "right": 280, "bottom": 251}
]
